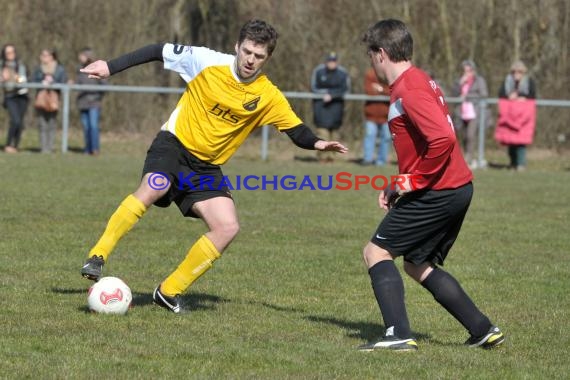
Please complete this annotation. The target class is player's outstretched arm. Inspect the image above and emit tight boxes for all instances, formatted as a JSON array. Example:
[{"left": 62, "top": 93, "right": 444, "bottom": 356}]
[
  {"left": 81, "top": 43, "right": 165, "bottom": 79},
  {"left": 284, "top": 124, "right": 348, "bottom": 153}
]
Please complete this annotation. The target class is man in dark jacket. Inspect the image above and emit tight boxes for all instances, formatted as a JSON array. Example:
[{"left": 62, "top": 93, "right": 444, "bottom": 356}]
[{"left": 311, "top": 52, "right": 350, "bottom": 162}]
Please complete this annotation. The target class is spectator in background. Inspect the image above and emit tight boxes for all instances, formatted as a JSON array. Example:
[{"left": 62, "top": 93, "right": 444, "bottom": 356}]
[
  {"left": 362, "top": 67, "right": 391, "bottom": 166},
  {"left": 76, "top": 47, "right": 106, "bottom": 156},
  {"left": 32, "top": 48, "right": 67, "bottom": 153},
  {"left": 451, "top": 60, "right": 488, "bottom": 169},
  {"left": 495, "top": 60, "right": 537, "bottom": 171},
  {"left": 1, "top": 44, "right": 29, "bottom": 153},
  {"left": 311, "top": 51, "right": 350, "bottom": 163}
]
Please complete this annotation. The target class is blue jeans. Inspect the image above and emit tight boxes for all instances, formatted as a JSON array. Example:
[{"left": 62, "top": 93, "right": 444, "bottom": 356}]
[
  {"left": 363, "top": 120, "right": 391, "bottom": 165},
  {"left": 81, "top": 108, "right": 101, "bottom": 154}
]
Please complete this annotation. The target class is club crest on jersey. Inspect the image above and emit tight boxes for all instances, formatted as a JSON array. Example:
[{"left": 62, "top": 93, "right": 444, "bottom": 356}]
[{"left": 243, "top": 94, "right": 260, "bottom": 111}]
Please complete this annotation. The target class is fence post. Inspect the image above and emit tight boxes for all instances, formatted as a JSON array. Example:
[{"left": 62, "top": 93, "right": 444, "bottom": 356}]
[
  {"left": 61, "top": 84, "right": 71, "bottom": 153},
  {"left": 261, "top": 124, "right": 269, "bottom": 161},
  {"left": 477, "top": 99, "right": 487, "bottom": 168}
]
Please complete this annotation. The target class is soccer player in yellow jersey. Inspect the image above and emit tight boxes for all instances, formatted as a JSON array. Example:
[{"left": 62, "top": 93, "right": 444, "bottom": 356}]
[{"left": 79, "top": 19, "right": 348, "bottom": 313}]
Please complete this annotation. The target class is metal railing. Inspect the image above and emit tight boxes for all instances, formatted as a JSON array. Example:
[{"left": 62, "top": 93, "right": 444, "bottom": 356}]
[{"left": 3, "top": 82, "right": 570, "bottom": 166}]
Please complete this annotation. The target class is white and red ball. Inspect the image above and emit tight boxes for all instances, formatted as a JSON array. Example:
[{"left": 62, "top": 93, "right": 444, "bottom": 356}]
[{"left": 87, "top": 276, "right": 132, "bottom": 314}]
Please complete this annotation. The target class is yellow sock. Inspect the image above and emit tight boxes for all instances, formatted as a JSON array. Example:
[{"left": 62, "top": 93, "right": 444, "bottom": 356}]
[
  {"left": 89, "top": 194, "right": 147, "bottom": 261},
  {"left": 160, "top": 235, "right": 221, "bottom": 296}
]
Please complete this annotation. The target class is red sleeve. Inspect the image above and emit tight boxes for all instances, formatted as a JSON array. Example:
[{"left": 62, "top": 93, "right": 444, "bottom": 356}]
[{"left": 403, "top": 90, "right": 456, "bottom": 189}]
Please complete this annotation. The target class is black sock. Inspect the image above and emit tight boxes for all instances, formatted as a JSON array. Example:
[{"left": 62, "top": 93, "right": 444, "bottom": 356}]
[
  {"left": 421, "top": 267, "right": 492, "bottom": 337},
  {"left": 368, "top": 260, "right": 412, "bottom": 339}
]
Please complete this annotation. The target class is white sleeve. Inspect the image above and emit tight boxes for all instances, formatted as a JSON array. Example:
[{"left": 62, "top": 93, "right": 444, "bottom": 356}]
[{"left": 162, "top": 43, "right": 233, "bottom": 83}]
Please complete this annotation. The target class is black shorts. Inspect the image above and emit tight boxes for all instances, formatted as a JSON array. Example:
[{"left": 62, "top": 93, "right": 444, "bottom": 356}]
[
  {"left": 142, "top": 131, "right": 232, "bottom": 218},
  {"left": 370, "top": 182, "right": 473, "bottom": 266}
]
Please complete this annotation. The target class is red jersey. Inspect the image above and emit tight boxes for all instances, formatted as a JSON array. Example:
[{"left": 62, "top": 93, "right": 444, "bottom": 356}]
[{"left": 388, "top": 66, "right": 473, "bottom": 190}]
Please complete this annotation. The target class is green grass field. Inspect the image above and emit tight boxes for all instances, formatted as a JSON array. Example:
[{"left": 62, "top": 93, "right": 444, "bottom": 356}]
[{"left": 1, "top": 136, "right": 569, "bottom": 379}]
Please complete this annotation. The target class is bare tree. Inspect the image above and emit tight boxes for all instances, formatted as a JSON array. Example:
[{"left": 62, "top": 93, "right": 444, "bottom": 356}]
[{"left": 0, "top": 0, "right": 568, "bottom": 147}]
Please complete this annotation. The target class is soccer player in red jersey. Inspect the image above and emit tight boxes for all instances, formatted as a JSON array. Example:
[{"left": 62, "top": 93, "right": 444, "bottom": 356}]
[{"left": 358, "top": 19, "right": 504, "bottom": 351}]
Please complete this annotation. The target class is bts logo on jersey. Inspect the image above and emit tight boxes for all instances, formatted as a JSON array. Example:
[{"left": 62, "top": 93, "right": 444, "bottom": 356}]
[{"left": 209, "top": 103, "right": 241, "bottom": 124}]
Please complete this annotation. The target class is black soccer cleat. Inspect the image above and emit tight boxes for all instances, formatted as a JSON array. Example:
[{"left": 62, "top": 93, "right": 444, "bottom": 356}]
[
  {"left": 358, "top": 327, "right": 418, "bottom": 352},
  {"left": 153, "top": 285, "right": 184, "bottom": 314},
  {"left": 81, "top": 255, "right": 105, "bottom": 281},
  {"left": 465, "top": 326, "right": 505, "bottom": 349}
]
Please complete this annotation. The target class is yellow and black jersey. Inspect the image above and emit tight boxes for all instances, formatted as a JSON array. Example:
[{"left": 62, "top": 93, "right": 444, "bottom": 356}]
[{"left": 160, "top": 43, "right": 302, "bottom": 164}]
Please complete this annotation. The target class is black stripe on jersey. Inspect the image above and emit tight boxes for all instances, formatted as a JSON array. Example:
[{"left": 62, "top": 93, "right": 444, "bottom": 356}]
[
  {"left": 108, "top": 43, "right": 165, "bottom": 75},
  {"left": 285, "top": 124, "right": 321, "bottom": 150}
]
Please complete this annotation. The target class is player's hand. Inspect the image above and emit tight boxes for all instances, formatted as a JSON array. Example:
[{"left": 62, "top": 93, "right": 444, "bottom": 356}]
[
  {"left": 378, "top": 188, "right": 399, "bottom": 211},
  {"left": 393, "top": 173, "right": 418, "bottom": 195},
  {"left": 378, "top": 174, "right": 419, "bottom": 211},
  {"left": 314, "top": 140, "right": 348, "bottom": 153},
  {"left": 80, "top": 60, "right": 110, "bottom": 79}
]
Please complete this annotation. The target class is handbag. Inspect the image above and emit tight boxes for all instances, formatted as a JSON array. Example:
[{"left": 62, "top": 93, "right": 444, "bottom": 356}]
[{"left": 34, "top": 89, "right": 59, "bottom": 112}]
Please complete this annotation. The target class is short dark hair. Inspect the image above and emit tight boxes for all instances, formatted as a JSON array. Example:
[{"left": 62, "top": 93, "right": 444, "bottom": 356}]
[
  {"left": 238, "top": 19, "right": 279, "bottom": 56},
  {"left": 362, "top": 19, "right": 413, "bottom": 62}
]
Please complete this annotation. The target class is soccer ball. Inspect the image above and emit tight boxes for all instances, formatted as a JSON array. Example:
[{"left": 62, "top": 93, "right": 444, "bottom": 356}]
[{"left": 87, "top": 276, "right": 132, "bottom": 315}]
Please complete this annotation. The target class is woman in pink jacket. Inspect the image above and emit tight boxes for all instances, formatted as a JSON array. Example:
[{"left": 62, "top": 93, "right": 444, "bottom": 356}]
[{"left": 495, "top": 60, "right": 537, "bottom": 171}]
